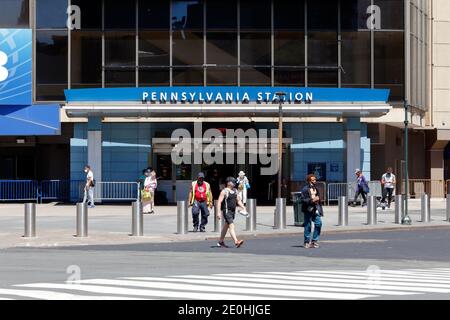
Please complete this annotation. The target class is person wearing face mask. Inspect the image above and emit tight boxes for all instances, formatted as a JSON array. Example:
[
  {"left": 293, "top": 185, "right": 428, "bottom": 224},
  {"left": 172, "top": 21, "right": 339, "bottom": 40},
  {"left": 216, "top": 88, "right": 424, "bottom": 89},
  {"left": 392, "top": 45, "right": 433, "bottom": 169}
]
[
  {"left": 138, "top": 168, "right": 157, "bottom": 214},
  {"left": 83, "top": 165, "right": 95, "bottom": 208},
  {"left": 188, "top": 172, "right": 213, "bottom": 232}
]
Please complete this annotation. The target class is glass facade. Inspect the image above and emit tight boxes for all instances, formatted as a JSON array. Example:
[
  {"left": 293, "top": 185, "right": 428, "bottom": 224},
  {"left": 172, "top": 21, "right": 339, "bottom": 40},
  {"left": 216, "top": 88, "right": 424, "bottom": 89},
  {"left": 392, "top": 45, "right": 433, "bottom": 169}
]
[{"left": 31, "top": 0, "right": 405, "bottom": 101}]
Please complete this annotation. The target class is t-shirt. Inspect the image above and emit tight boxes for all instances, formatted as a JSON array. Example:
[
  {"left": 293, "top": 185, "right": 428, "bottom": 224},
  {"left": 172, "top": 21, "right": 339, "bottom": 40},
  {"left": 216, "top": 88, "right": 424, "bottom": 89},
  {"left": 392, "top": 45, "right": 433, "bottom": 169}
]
[
  {"left": 145, "top": 177, "right": 157, "bottom": 191},
  {"left": 86, "top": 171, "right": 94, "bottom": 187},
  {"left": 382, "top": 173, "right": 395, "bottom": 188}
]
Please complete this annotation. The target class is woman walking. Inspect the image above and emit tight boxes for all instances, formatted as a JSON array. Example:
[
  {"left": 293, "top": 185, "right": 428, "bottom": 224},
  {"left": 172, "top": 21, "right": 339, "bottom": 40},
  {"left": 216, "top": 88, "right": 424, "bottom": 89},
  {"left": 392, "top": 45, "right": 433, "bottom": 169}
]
[
  {"left": 139, "top": 168, "right": 157, "bottom": 214},
  {"left": 236, "top": 171, "right": 250, "bottom": 205}
]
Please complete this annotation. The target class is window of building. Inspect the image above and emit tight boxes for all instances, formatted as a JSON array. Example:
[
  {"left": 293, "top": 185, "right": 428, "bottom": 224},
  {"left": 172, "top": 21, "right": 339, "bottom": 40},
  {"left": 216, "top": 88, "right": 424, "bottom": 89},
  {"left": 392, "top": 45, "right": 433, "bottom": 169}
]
[
  {"left": 139, "top": 0, "right": 170, "bottom": 30},
  {"left": 0, "top": 0, "right": 29, "bottom": 28},
  {"left": 274, "top": 68, "right": 305, "bottom": 86},
  {"left": 71, "top": 0, "right": 102, "bottom": 30},
  {"left": 172, "top": 67, "right": 203, "bottom": 86},
  {"left": 36, "top": 0, "right": 67, "bottom": 29},
  {"left": 374, "top": 0, "right": 404, "bottom": 30},
  {"left": 274, "top": 0, "right": 304, "bottom": 30},
  {"left": 341, "top": 31, "right": 371, "bottom": 88},
  {"left": 172, "top": 0, "right": 204, "bottom": 31},
  {"left": 104, "top": 32, "right": 136, "bottom": 87},
  {"left": 172, "top": 31, "right": 204, "bottom": 66},
  {"left": 240, "top": 32, "right": 271, "bottom": 66},
  {"left": 104, "top": 0, "right": 136, "bottom": 30},
  {"left": 206, "top": 0, "right": 237, "bottom": 30},
  {"left": 139, "top": 31, "right": 170, "bottom": 86},
  {"left": 374, "top": 31, "right": 404, "bottom": 101},
  {"left": 308, "top": 32, "right": 338, "bottom": 67},
  {"left": 36, "top": 30, "right": 68, "bottom": 101},
  {"left": 240, "top": 67, "right": 271, "bottom": 86},
  {"left": 240, "top": 0, "right": 271, "bottom": 30},
  {"left": 71, "top": 31, "right": 102, "bottom": 88},
  {"left": 340, "top": 0, "right": 371, "bottom": 31}
]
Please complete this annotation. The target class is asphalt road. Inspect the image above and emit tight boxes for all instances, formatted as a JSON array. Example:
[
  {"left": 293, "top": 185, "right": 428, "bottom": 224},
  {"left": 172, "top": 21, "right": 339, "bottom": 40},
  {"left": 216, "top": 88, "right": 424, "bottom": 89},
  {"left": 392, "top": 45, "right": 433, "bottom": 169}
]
[{"left": 1, "top": 227, "right": 450, "bottom": 300}]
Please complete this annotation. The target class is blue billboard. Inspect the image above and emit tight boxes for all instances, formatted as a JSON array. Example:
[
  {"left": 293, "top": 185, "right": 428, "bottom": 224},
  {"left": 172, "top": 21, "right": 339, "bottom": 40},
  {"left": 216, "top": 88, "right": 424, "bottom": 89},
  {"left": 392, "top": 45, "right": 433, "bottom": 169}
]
[{"left": 0, "top": 29, "right": 32, "bottom": 105}]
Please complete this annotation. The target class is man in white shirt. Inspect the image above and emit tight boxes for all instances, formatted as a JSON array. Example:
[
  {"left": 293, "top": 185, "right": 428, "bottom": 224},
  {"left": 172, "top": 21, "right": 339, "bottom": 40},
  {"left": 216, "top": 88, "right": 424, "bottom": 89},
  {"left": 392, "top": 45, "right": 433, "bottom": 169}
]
[
  {"left": 83, "top": 165, "right": 95, "bottom": 208},
  {"left": 380, "top": 167, "right": 396, "bottom": 210}
]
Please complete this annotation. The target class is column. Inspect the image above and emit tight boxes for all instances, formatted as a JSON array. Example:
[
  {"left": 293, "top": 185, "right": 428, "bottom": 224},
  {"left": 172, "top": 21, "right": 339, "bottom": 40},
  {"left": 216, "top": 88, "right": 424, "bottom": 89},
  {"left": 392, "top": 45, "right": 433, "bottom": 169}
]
[
  {"left": 429, "top": 149, "right": 444, "bottom": 198},
  {"left": 344, "top": 118, "right": 361, "bottom": 184},
  {"left": 88, "top": 117, "right": 102, "bottom": 201}
]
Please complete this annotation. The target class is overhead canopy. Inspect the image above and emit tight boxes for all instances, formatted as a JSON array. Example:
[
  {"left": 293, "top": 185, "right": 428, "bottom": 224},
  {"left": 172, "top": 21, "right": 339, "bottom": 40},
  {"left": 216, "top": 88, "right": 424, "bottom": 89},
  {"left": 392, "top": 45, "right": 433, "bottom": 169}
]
[
  {"left": 64, "top": 87, "right": 392, "bottom": 118},
  {"left": 0, "top": 104, "right": 61, "bottom": 136}
]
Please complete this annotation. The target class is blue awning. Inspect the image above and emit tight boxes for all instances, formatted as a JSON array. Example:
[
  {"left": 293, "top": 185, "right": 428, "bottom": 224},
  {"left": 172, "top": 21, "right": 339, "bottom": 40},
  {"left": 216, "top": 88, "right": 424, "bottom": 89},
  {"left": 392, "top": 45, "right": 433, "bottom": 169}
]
[{"left": 0, "top": 104, "right": 60, "bottom": 136}]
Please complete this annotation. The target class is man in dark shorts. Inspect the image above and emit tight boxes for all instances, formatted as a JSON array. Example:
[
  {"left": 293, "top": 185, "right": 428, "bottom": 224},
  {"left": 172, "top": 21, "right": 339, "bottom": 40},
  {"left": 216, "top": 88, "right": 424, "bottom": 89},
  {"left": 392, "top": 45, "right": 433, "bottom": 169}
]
[{"left": 216, "top": 177, "right": 246, "bottom": 248}]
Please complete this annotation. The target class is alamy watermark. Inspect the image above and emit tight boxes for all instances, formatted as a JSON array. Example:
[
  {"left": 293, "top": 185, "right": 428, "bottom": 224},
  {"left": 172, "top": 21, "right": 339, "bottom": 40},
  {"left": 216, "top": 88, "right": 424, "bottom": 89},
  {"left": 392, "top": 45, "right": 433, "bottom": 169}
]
[{"left": 170, "top": 122, "right": 290, "bottom": 176}]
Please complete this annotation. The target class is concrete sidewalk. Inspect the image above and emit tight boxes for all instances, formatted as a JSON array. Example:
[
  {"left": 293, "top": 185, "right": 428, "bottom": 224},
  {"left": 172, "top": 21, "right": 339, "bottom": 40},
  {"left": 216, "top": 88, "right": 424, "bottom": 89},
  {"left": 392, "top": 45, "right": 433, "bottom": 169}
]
[{"left": 0, "top": 199, "right": 449, "bottom": 248}]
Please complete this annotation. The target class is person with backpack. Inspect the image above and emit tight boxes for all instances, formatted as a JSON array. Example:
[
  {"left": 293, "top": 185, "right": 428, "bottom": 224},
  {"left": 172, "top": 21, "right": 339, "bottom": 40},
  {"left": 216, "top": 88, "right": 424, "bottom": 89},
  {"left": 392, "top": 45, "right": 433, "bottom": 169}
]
[
  {"left": 352, "top": 169, "right": 369, "bottom": 207},
  {"left": 188, "top": 172, "right": 213, "bottom": 232},
  {"left": 300, "top": 174, "right": 323, "bottom": 249},
  {"left": 236, "top": 171, "right": 250, "bottom": 205},
  {"left": 380, "top": 167, "right": 396, "bottom": 210},
  {"left": 216, "top": 177, "right": 246, "bottom": 248}
]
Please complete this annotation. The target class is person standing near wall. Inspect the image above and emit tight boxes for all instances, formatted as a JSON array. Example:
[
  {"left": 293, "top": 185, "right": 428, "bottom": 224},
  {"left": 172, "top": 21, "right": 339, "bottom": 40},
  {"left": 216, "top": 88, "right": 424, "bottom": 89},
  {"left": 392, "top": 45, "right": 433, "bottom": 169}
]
[
  {"left": 188, "top": 172, "right": 213, "bottom": 232},
  {"left": 83, "top": 165, "right": 95, "bottom": 208},
  {"left": 236, "top": 171, "right": 250, "bottom": 205},
  {"left": 352, "top": 169, "right": 369, "bottom": 207},
  {"left": 380, "top": 167, "right": 396, "bottom": 210}
]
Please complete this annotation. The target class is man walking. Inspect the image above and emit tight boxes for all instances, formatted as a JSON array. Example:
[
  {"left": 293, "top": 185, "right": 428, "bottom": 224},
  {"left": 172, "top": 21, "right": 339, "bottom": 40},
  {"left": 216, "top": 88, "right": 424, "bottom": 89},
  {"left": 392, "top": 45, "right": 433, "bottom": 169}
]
[
  {"left": 380, "top": 167, "right": 396, "bottom": 210},
  {"left": 300, "top": 174, "right": 323, "bottom": 249},
  {"left": 352, "top": 169, "right": 369, "bottom": 207},
  {"left": 188, "top": 172, "right": 213, "bottom": 232},
  {"left": 216, "top": 177, "right": 245, "bottom": 248},
  {"left": 83, "top": 165, "right": 95, "bottom": 208}
]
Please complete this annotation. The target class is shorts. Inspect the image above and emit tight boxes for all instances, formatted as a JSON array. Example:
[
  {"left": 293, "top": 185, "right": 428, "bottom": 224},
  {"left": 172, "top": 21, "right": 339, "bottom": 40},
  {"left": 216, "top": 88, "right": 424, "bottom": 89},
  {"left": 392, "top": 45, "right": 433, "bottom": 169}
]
[{"left": 222, "top": 210, "right": 236, "bottom": 224}]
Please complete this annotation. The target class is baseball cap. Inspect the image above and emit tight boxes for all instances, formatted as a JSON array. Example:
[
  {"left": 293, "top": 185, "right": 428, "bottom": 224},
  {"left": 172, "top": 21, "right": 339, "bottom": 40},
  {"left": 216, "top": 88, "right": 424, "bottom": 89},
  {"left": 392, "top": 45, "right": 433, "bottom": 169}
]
[
  {"left": 355, "top": 169, "right": 361, "bottom": 174},
  {"left": 197, "top": 172, "right": 205, "bottom": 179}
]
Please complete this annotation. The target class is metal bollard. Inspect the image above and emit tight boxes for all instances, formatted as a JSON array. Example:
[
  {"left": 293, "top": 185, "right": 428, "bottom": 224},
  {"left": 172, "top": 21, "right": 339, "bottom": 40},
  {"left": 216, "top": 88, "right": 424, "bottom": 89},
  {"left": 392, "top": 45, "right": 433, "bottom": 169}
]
[
  {"left": 245, "top": 199, "right": 257, "bottom": 231},
  {"left": 338, "top": 196, "right": 348, "bottom": 226},
  {"left": 24, "top": 203, "right": 36, "bottom": 238},
  {"left": 131, "top": 201, "right": 143, "bottom": 236},
  {"left": 76, "top": 202, "right": 88, "bottom": 237},
  {"left": 367, "top": 196, "right": 377, "bottom": 225},
  {"left": 214, "top": 200, "right": 224, "bottom": 233},
  {"left": 394, "top": 194, "right": 404, "bottom": 224},
  {"left": 177, "top": 201, "right": 189, "bottom": 234},
  {"left": 447, "top": 195, "right": 450, "bottom": 222},
  {"left": 274, "top": 198, "right": 287, "bottom": 229},
  {"left": 421, "top": 194, "right": 431, "bottom": 222}
]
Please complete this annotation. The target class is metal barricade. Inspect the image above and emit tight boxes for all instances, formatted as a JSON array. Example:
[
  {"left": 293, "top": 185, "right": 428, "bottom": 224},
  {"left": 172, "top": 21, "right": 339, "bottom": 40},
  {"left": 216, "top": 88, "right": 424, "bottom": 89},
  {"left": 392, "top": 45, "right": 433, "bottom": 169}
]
[
  {"left": 407, "top": 179, "right": 445, "bottom": 198},
  {"left": 40, "top": 180, "right": 85, "bottom": 202},
  {"left": 0, "top": 180, "right": 39, "bottom": 202},
  {"left": 94, "top": 182, "right": 140, "bottom": 201},
  {"left": 327, "top": 183, "right": 349, "bottom": 206},
  {"left": 327, "top": 181, "right": 382, "bottom": 205}
]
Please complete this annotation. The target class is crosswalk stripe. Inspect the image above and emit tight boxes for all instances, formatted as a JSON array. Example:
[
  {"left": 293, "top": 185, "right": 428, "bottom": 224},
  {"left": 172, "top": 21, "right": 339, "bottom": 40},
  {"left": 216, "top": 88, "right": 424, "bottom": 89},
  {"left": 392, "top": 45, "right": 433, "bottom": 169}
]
[
  {"left": 312, "top": 269, "right": 450, "bottom": 280},
  {"left": 285, "top": 271, "right": 450, "bottom": 284},
  {"left": 215, "top": 273, "right": 450, "bottom": 293},
  {"left": 0, "top": 288, "right": 148, "bottom": 300},
  {"left": 172, "top": 275, "right": 420, "bottom": 295},
  {"left": 15, "top": 283, "right": 292, "bottom": 300},
  {"left": 75, "top": 278, "right": 372, "bottom": 300},
  {"left": 121, "top": 276, "right": 413, "bottom": 296}
]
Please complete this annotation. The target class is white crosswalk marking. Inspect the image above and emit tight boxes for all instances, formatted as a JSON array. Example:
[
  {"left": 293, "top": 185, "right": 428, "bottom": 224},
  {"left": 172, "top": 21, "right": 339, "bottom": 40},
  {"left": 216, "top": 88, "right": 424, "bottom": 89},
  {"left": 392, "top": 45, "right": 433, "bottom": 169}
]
[{"left": 1, "top": 268, "right": 450, "bottom": 300}]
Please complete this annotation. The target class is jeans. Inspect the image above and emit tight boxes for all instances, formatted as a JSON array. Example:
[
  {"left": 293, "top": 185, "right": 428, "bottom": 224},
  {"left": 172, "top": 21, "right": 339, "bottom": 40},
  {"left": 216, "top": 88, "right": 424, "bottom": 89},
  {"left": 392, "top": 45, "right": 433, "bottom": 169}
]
[
  {"left": 83, "top": 187, "right": 94, "bottom": 206},
  {"left": 192, "top": 200, "right": 209, "bottom": 230},
  {"left": 381, "top": 187, "right": 394, "bottom": 207},
  {"left": 303, "top": 211, "right": 322, "bottom": 243},
  {"left": 353, "top": 189, "right": 367, "bottom": 205}
]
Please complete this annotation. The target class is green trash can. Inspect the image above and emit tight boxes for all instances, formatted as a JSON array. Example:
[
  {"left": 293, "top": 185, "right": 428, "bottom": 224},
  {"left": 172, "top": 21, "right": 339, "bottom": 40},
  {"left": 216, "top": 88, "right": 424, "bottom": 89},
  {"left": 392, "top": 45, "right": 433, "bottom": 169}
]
[{"left": 292, "top": 192, "right": 305, "bottom": 227}]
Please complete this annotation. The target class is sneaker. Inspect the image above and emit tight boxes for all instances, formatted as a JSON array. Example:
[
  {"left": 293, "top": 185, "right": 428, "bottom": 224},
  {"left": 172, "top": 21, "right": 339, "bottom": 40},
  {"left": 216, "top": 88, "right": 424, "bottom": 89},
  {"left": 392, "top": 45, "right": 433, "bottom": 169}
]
[
  {"left": 239, "top": 210, "right": 249, "bottom": 218},
  {"left": 235, "top": 240, "right": 244, "bottom": 248},
  {"left": 199, "top": 228, "right": 206, "bottom": 233},
  {"left": 312, "top": 241, "right": 320, "bottom": 249},
  {"left": 193, "top": 227, "right": 199, "bottom": 233},
  {"left": 304, "top": 242, "right": 311, "bottom": 249},
  {"left": 150, "top": 210, "right": 155, "bottom": 214},
  {"left": 217, "top": 241, "right": 229, "bottom": 248},
  {"left": 88, "top": 205, "right": 95, "bottom": 209}
]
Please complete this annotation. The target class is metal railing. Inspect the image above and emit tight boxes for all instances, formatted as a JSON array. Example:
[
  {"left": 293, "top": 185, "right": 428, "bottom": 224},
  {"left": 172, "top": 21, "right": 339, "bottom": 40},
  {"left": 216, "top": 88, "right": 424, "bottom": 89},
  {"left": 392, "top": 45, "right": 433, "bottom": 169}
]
[
  {"left": 40, "top": 180, "right": 85, "bottom": 202},
  {"left": 402, "top": 179, "right": 445, "bottom": 198},
  {"left": 0, "top": 180, "right": 39, "bottom": 202},
  {"left": 327, "top": 181, "right": 382, "bottom": 205},
  {"left": 93, "top": 182, "right": 140, "bottom": 201}
]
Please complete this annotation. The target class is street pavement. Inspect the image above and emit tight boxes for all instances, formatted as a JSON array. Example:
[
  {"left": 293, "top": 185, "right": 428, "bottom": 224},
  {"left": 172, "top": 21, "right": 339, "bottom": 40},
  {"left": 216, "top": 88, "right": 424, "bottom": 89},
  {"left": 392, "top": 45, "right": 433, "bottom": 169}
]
[{"left": 1, "top": 226, "right": 450, "bottom": 300}]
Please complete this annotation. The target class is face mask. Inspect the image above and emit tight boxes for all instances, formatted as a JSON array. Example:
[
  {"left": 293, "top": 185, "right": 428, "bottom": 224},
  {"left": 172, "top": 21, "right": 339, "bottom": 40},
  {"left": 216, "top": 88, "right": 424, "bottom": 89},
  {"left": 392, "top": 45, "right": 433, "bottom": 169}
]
[{"left": 197, "top": 179, "right": 203, "bottom": 185}]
